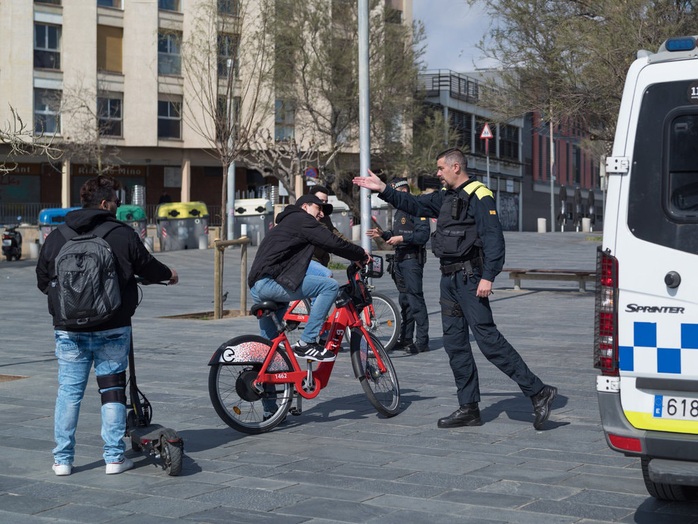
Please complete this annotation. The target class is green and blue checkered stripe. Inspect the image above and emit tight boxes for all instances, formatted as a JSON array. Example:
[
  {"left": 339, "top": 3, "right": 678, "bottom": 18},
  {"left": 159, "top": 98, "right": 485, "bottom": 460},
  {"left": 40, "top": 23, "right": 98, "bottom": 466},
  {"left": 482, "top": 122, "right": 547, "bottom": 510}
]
[{"left": 619, "top": 322, "right": 698, "bottom": 374}]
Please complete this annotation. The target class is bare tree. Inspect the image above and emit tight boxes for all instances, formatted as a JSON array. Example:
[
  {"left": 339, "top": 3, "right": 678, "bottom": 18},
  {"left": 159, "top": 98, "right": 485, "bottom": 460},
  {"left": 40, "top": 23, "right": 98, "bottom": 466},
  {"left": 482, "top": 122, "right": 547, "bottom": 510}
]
[
  {"left": 469, "top": 0, "right": 698, "bottom": 142},
  {"left": 181, "top": 0, "right": 276, "bottom": 239},
  {"left": 261, "top": 0, "right": 425, "bottom": 217},
  {"left": 0, "top": 106, "right": 62, "bottom": 175},
  {"left": 58, "top": 80, "right": 122, "bottom": 175}
]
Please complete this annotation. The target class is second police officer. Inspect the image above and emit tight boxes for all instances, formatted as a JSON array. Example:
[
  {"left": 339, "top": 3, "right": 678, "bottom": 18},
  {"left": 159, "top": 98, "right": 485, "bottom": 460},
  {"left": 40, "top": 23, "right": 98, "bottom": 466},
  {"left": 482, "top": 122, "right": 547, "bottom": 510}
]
[
  {"left": 353, "top": 148, "right": 557, "bottom": 430},
  {"left": 367, "top": 177, "right": 430, "bottom": 354}
]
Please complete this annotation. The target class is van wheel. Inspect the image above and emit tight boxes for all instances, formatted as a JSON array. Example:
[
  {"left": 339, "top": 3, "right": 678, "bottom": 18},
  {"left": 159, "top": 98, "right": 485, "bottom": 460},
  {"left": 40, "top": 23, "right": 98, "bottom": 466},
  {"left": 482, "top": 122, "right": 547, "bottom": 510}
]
[{"left": 641, "top": 458, "right": 698, "bottom": 501}]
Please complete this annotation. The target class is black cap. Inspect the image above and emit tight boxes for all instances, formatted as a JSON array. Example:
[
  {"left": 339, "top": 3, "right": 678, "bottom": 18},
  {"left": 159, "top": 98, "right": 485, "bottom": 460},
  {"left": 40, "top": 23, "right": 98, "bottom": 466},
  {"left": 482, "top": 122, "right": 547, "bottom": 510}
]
[
  {"left": 296, "top": 194, "right": 333, "bottom": 215},
  {"left": 390, "top": 177, "right": 409, "bottom": 190}
]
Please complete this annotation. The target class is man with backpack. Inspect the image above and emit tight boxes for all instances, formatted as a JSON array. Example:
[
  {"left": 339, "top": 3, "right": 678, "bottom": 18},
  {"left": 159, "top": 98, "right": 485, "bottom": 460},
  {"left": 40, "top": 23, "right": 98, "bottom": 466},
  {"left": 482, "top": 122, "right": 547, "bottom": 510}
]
[{"left": 36, "top": 175, "right": 178, "bottom": 476}]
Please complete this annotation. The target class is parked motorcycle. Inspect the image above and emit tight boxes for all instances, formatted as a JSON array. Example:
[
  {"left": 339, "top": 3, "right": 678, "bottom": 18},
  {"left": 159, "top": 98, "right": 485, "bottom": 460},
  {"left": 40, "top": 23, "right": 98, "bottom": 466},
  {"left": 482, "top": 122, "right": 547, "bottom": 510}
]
[{"left": 2, "top": 218, "right": 23, "bottom": 261}]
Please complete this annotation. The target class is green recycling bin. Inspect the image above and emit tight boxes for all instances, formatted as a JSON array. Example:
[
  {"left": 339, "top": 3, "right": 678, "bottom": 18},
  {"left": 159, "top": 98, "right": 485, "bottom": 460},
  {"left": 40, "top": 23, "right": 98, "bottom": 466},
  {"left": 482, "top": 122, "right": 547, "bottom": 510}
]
[
  {"left": 155, "top": 201, "right": 209, "bottom": 251},
  {"left": 116, "top": 205, "right": 147, "bottom": 240}
]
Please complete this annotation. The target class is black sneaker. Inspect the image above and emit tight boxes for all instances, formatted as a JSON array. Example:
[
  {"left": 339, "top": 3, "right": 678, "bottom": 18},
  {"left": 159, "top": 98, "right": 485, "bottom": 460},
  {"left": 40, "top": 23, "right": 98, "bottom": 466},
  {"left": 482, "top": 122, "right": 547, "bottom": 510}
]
[{"left": 292, "top": 341, "right": 336, "bottom": 362}]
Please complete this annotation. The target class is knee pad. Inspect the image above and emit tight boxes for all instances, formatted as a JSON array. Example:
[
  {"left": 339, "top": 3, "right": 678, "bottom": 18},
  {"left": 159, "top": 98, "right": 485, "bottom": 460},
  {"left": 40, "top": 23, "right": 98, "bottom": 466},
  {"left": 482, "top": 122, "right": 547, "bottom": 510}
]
[
  {"left": 97, "top": 371, "right": 126, "bottom": 405},
  {"left": 440, "top": 298, "right": 463, "bottom": 318}
]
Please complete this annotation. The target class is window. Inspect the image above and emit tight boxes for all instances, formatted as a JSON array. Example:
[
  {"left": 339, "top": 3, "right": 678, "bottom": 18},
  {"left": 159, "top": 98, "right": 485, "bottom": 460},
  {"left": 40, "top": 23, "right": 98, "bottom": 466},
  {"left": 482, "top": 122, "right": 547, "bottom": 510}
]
[
  {"left": 34, "top": 23, "right": 61, "bottom": 70},
  {"left": 158, "top": 97, "right": 181, "bottom": 139},
  {"left": 97, "top": 25, "right": 123, "bottom": 73},
  {"left": 500, "top": 124, "right": 519, "bottom": 161},
  {"left": 218, "top": 0, "right": 239, "bottom": 16},
  {"left": 217, "top": 33, "right": 239, "bottom": 77},
  {"left": 275, "top": 99, "right": 296, "bottom": 142},
  {"left": 158, "top": 32, "right": 181, "bottom": 76},
  {"left": 97, "top": 0, "right": 121, "bottom": 7},
  {"left": 158, "top": 0, "right": 180, "bottom": 11},
  {"left": 34, "top": 89, "right": 61, "bottom": 134},
  {"left": 216, "top": 95, "right": 240, "bottom": 143},
  {"left": 98, "top": 95, "right": 122, "bottom": 137},
  {"left": 450, "top": 110, "right": 472, "bottom": 151}
]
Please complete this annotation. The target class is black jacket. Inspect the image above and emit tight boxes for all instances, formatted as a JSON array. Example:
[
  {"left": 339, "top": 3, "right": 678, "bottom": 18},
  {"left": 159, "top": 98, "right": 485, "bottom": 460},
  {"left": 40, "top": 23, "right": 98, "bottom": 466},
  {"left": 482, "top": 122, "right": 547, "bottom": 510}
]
[
  {"left": 248, "top": 204, "right": 365, "bottom": 291},
  {"left": 36, "top": 208, "right": 173, "bottom": 331},
  {"left": 379, "top": 178, "right": 505, "bottom": 281}
]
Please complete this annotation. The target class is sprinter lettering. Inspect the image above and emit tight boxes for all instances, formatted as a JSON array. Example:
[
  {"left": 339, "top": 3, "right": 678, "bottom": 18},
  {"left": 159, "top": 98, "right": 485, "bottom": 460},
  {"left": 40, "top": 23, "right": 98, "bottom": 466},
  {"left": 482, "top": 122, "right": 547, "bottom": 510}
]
[{"left": 625, "top": 304, "right": 685, "bottom": 314}]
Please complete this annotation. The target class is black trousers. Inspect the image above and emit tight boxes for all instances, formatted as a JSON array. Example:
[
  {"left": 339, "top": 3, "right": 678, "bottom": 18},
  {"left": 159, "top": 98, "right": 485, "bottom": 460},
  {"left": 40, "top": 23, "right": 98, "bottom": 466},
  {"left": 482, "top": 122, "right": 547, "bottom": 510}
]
[
  {"left": 440, "top": 268, "right": 543, "bottom": 406},
  {"left": 393, "top": 257, "right": 429, "bottom": 348}
]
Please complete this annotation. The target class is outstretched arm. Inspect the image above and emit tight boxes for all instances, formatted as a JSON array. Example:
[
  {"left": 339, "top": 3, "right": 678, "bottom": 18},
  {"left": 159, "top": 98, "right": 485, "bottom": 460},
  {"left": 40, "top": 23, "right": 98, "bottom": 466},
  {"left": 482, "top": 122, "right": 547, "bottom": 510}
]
[{"left": 352, "top": 169, "right": 387, "bottom": 193}]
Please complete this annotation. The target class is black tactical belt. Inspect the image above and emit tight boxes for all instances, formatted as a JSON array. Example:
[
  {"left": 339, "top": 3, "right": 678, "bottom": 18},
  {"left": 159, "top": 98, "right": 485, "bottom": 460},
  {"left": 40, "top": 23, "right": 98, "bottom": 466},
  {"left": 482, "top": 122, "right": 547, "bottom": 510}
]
[
  {"left": 396, "top": 253, "right": 418, "bottom": 261},
  {"left": 440, "top": 258, "right": 481, "bottom": 275}
]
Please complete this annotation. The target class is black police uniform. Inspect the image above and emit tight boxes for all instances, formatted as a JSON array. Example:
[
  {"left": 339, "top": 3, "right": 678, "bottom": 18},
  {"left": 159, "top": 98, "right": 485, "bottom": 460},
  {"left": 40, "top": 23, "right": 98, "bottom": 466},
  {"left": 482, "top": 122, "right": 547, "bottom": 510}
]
[
  {"left": 382, "top": 208, "right": 430, "bottom": 351},
  {"left": 378, "top": 178, "right": 545, "bottom": 406}
]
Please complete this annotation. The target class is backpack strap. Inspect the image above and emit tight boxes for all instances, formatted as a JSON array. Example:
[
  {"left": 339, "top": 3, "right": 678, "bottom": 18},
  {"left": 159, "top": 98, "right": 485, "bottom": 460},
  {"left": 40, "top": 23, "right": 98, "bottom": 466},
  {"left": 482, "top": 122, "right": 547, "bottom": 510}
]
[
  {"left": 91, "top": 221, "right": 121, "bottom": 240},
  {"left": 58, "top": 221, "right": 121, "bottom": 242}
]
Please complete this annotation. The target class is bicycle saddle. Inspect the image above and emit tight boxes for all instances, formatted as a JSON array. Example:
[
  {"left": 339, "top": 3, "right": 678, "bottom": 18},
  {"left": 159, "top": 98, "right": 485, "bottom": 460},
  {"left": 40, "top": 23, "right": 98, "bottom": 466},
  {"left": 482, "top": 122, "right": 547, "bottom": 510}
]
[{"left": 250, "top": 301, "right": 284, "bottom": 318}]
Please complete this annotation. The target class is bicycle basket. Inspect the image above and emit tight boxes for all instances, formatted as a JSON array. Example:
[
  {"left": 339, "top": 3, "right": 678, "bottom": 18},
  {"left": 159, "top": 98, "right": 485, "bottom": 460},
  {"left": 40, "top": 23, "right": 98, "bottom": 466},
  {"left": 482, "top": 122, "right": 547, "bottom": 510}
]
[{"left": 347, "top": 275, "right": 372, "bottom": 310}]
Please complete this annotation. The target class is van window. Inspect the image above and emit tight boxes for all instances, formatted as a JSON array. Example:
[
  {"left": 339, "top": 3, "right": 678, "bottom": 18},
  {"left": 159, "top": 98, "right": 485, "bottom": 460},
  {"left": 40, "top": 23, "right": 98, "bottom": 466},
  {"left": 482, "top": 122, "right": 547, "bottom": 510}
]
[{"left": 628, "top": 80, "right": 698, "bottom": 255}]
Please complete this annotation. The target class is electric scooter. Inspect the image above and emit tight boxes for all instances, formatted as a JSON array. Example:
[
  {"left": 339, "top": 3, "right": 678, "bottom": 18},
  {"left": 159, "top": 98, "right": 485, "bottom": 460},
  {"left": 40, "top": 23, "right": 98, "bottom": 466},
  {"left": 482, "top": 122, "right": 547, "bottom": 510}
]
[
  {"left": 2, "top": 217, "right": 22, "bottom": 261},
  {"left": 126, "top": 280, "right": 184, "bottom": 476}
]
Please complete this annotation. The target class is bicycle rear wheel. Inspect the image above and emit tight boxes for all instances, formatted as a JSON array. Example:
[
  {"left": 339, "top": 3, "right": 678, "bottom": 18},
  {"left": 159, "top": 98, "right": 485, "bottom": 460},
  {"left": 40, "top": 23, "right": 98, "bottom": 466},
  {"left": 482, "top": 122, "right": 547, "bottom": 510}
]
[
  {"left": 362, "top": 292, "right": 400, "bottom": 352},
  {"left": 350, "top": 330, "right": 400, "bottom": 417},
  {"left": 208, "top": 335, "right": 293, "bottom": 434}
]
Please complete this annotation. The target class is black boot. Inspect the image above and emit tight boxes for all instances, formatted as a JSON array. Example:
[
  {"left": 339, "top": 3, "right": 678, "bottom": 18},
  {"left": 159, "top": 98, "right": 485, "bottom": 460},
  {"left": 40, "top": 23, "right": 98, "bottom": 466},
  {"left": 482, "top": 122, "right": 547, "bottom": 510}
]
[
  {"left": 531, "top": 385, "right": 557, "bottom": 430},
  {"left": 437, "top": 403, "right": 482, "bottom": 428}
]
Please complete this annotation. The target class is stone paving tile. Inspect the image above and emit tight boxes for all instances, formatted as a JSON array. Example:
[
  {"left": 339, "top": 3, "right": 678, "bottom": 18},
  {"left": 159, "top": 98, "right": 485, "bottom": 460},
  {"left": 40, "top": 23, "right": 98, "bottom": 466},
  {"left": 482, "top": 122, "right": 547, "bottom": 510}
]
[
  {"left": 521, "top": 498, "right": 634, "bottom": 521},
  {"left": 475, "top": 479, "right": 582, "bottom": 501},
  {"left": 276, "top": 497, "right": 392, "bottom": 523},
  {"left": 0, "top": 509, "right": 75, "bottom": 523},
  {"left": 37, "top": 503, "right": 135, "bottom": 523}
]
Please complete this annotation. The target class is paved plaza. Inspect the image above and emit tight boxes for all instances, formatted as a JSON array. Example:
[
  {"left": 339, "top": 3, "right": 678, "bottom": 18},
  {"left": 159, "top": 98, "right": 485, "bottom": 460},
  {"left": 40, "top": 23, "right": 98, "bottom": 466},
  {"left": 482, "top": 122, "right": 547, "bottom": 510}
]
[{"left": 2, "top": 232, "right": 698, "bottom": 523}]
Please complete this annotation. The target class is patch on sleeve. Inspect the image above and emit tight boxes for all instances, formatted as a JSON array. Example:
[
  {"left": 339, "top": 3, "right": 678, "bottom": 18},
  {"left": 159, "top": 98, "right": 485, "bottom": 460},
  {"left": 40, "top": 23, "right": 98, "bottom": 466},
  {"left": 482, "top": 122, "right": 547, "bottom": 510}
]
[{"left": 489, "top": 210, "right": 497, "bottom": 215}]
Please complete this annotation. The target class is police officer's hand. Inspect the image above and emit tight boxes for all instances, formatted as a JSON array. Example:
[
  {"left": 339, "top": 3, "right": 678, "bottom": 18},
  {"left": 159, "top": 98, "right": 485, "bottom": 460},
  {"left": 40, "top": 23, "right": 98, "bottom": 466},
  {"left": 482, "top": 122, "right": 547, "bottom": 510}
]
[
  {"left": 386, "top": 235, "right": 404, "bottom": 246},
  {"left": 366, "top": 228, "right": 382, "bottom": 239},
  {"left": 352, "top": 169, "right": 387, "bottom": 193},
  {"left": 476, "top": 278, "right": 493, "bottom": 298},
  {"left": 168, "top": 268, "right": 179, "bottom": 285}
]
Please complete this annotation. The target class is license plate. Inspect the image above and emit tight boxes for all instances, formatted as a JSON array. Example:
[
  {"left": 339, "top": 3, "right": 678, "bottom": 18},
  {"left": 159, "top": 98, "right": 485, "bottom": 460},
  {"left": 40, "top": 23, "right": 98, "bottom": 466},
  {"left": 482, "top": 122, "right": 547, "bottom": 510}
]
[
  {"left": 2, "top": 239, "right": 10, "bottom": 246},
  {"left": 654, "top": 394, "right": 698, "bottom": 420}
]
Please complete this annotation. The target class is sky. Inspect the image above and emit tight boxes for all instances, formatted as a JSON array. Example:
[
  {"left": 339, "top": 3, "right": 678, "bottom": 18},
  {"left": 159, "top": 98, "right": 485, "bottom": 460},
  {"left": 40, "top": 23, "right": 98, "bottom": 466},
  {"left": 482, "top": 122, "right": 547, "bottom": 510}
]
[{"left": 411, "top": 0, "right": 498, "bottom": 72}]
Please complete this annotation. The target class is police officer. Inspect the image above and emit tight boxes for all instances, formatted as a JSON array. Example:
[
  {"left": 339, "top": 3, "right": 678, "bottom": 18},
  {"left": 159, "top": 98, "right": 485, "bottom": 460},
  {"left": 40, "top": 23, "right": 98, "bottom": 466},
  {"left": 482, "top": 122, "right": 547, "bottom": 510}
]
[
  {"left": 367, "top": 177, "right": 430, "bottom": 354},
  {"left": 352, "top": 149, "right": 557, "bottom": 430}
]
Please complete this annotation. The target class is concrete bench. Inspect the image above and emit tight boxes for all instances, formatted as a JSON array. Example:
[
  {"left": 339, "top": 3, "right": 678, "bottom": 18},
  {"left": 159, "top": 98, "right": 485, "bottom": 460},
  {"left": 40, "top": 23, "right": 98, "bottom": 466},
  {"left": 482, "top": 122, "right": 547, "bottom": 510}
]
[{"left": 505, "top": 268, "right": 596, "bottom": 292}]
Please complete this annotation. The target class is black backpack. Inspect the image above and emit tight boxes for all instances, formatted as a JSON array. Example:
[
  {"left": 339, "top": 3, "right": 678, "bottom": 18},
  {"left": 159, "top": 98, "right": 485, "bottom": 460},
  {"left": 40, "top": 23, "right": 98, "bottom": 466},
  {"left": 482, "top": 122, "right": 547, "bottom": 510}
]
[{"left": 48, "top": 222, "right": 122, "bottom": 328}]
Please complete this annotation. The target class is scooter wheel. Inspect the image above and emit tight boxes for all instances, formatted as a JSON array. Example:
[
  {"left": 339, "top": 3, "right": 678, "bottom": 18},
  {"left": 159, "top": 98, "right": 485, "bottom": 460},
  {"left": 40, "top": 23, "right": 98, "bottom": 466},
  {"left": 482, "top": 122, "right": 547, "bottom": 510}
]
[{"left": 161, "top": 439, "right": 183, "bottom": 476}]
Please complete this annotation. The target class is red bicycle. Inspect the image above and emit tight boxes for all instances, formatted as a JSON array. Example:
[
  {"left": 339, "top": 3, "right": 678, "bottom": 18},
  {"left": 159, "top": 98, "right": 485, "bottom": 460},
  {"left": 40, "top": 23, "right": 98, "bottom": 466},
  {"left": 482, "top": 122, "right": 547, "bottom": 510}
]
[{"left": 208, "top": 258, "right": 401, "bottom": 434}]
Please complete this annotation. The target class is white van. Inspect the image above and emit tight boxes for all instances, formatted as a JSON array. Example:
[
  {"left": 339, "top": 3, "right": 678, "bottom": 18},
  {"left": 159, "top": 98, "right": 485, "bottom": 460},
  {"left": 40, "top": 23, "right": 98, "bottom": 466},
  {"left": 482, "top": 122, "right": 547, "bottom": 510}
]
[{"left": 596, "top": 36, "right": 698, "bottom": 501}]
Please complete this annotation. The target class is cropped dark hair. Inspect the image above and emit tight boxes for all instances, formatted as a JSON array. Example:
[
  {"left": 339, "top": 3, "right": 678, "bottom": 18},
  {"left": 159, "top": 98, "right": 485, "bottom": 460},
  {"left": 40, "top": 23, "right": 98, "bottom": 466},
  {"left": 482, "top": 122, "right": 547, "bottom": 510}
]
[
  {"left": 436, "top": 148, "right": 467, "bottom": 170},
  {"left": 80, "top": 175, "right": 122, "bottom": 208},
  {"left": 309, "top": 185, "right": 330, "bottom": 195}
]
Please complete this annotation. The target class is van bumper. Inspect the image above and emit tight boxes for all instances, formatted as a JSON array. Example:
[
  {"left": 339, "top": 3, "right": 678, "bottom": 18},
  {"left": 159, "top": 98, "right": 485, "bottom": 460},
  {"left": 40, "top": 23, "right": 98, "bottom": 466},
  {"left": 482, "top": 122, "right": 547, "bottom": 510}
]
[{"left": 598, "top": 390, "right": 698, "bottom": 482}]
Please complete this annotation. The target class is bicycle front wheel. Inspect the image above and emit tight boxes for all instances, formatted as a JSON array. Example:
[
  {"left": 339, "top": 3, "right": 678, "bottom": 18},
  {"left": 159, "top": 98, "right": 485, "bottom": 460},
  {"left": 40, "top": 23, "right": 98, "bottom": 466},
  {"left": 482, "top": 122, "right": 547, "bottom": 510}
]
[
  {"left": 363, "top": 292, "right": 401, "bottom": 352},
  {"left": 208, "top": 335, "right": 293, "bottom": 434},
  {"left": 350, "top": 330, "right": 401, "bottom": 417}
]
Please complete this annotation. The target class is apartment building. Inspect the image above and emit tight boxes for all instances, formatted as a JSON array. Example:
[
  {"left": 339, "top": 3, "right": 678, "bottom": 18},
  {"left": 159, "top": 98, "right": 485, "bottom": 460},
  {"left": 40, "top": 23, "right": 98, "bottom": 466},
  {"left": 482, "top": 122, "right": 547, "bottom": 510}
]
[{"left": 0, "top": 0, "right": 413, "bottom": 224}]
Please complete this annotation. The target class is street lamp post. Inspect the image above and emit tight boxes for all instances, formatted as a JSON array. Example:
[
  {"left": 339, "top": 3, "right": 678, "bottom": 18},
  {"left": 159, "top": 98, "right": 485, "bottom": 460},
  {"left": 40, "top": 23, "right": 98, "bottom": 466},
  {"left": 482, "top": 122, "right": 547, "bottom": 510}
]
[{"left": 226, "top": 58, "right": 236, "bottom": 241}]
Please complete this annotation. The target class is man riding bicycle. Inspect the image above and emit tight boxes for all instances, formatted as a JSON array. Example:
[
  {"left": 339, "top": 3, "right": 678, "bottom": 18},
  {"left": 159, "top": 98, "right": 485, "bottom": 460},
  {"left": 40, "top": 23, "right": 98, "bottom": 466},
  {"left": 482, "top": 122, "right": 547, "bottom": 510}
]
[{"left": 248, "top": 194, "right": 369, "bottom": 363}]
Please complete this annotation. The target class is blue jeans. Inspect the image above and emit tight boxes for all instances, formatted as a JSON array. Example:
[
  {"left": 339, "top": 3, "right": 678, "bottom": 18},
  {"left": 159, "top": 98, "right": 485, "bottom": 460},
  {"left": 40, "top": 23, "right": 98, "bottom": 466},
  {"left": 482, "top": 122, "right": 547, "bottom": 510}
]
[
  {"left": 53, "top": 327, "right": 131, "bottom": 466},
  {"left": 250, "top": 275, "right": 339, "bottom": 343}
]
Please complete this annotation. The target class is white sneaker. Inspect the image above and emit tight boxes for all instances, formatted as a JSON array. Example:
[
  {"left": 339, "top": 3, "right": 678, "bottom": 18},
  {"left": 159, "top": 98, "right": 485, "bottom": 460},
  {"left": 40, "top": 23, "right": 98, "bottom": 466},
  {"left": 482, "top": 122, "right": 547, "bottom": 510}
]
[
  {"left": 52, "top": 463, "right": 72, "bottom": 476},
  {"left": 105, "top": 457, "right": 134, "bottom": 475}
]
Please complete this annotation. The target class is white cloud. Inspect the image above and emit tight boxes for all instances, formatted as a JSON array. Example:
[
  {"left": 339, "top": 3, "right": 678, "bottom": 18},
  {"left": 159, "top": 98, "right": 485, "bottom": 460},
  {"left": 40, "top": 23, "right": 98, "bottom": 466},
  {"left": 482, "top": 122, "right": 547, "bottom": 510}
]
[{"left": 413, "top": 0, "right": 499, "bottom": 72}]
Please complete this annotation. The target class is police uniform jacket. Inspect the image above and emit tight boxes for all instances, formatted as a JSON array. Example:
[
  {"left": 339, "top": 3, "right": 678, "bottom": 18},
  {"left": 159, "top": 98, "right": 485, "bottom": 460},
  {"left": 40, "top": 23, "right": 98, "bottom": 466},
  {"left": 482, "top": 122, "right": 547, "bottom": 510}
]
[
  {"left": 381, "top": 209, "right": 429, "bottom": 257},
  {"left": 248, "top": 203, "right": 365, "bottom": 292},
  {"left": 378, "top": 178, "right": 505, "bottom": 281}
]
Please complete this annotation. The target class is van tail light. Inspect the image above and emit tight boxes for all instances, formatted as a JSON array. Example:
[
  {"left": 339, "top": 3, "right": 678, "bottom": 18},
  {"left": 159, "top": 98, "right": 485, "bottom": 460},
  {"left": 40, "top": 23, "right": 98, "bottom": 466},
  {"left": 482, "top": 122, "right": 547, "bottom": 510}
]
[{"left": 594, "top": 247, "right": 619, "bottom": 375}]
